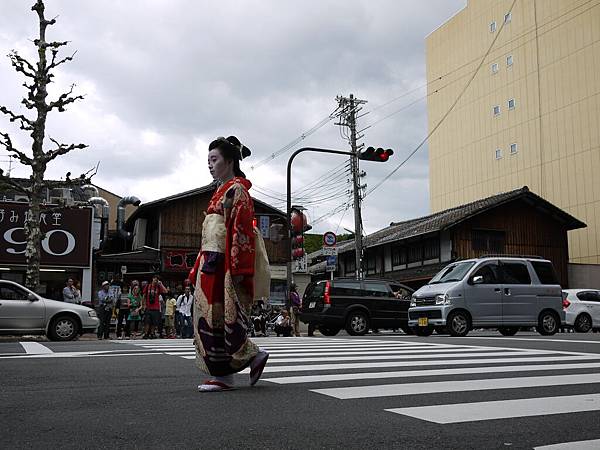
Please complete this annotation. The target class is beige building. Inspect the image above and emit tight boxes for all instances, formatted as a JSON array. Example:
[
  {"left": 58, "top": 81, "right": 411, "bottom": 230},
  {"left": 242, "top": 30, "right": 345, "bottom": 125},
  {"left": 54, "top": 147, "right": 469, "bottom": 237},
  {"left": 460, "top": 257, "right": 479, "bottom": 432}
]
[{"left": 426, "top": 0, "right": 600, "bottom": 275}]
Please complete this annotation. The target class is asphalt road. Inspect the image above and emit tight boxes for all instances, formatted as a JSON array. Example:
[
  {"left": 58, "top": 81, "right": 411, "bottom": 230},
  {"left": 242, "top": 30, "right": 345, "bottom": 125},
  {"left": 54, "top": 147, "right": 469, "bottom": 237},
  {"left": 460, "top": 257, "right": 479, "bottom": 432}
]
[{"left": 2, "top": 331, "right": 600, "bottom": 450}]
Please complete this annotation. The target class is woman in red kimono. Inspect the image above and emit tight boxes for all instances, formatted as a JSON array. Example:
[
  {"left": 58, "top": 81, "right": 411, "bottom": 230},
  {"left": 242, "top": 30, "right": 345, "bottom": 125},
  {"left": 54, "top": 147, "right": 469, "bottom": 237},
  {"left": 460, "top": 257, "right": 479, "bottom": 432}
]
[{"left": 189, "top": 136, "right": 269, "bottom": 392}]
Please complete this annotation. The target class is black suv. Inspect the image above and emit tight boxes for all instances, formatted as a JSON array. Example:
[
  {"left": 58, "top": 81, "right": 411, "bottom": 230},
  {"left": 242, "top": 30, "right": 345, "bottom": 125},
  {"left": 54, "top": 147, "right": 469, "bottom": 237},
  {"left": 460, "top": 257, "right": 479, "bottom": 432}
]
[{"left": 299, "top": 278, "right": 414, "bottom": 336}]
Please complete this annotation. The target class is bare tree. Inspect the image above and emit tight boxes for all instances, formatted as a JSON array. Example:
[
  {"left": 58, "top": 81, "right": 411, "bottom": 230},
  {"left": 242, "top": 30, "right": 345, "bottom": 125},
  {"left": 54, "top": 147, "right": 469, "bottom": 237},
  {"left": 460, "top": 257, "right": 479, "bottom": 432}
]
[{"left": 0, "top": 0, "right": 88, "bottom": 291}]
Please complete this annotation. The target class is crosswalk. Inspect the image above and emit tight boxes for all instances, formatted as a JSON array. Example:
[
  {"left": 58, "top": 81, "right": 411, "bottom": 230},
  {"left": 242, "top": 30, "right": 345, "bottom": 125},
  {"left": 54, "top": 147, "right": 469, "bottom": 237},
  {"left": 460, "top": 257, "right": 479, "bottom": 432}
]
[{"left": 126, "top": 336, "right": 600, "bottom": 428}]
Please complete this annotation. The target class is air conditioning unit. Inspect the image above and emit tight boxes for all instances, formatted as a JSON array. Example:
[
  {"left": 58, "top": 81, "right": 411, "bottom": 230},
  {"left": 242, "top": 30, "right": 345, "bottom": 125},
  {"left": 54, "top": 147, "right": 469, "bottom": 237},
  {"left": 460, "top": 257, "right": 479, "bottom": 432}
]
[{"left": 14, "top": 194, "right": 29, "bottom": 203}]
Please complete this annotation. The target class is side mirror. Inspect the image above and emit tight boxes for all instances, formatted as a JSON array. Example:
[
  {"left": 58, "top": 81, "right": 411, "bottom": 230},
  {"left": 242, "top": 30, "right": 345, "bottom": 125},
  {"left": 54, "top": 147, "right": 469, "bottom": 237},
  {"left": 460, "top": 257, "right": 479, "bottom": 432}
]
[
  {"left": 28, "top": 293, "right": 38, "bottom": 302},
  {"left": 471, "top": 275, "right": 484, "bottom": 285}
]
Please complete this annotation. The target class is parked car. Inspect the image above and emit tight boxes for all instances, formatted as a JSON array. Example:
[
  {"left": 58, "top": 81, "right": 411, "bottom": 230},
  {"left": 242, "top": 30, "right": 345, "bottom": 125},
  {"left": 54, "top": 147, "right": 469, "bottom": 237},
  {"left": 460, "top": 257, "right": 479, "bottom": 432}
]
[
  {"left": 299, "top": 277, "right": 414, "bottom": 336},
  {"left": 562, "top": 289, "right": 600, "bottom": 332},
  {"left": 408, "top": 256, "right": 564, "bottom": 337},
  {"left": 0, "top": 279, "right": 98, "bottom": 341}
]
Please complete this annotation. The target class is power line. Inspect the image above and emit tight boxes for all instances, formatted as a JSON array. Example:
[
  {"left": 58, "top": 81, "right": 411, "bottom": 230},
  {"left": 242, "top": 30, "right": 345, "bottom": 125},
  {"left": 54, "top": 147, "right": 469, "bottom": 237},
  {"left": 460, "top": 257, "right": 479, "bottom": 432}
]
[{"left": 366, "top": 0, "right": 518, "bottom": 197}]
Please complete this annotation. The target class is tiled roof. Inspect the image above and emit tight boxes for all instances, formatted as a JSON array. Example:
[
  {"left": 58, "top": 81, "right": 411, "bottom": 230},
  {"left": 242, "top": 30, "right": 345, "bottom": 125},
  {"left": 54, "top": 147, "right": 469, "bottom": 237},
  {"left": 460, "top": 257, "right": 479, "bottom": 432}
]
[{"left": 338, "top": 186, "right": 585, "bottom": 253}]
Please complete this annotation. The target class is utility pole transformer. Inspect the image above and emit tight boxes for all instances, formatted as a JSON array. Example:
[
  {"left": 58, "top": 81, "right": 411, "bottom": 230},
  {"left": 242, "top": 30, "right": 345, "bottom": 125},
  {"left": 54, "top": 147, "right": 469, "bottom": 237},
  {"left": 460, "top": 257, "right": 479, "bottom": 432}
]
[{"left": 335, "top": 94, "right": 367, "bottom": 280}]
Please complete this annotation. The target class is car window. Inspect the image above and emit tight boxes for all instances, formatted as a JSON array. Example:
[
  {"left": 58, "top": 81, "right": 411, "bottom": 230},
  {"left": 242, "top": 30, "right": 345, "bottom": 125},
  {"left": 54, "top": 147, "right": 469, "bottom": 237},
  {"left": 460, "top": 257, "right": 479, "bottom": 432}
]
[
  {"left": 576, "top": 291, "right": 596, "bottom": 302},
  {"left": 363, "top": 282, "right": 390, "bottom": 297},
  {"left": 304, "top": 282, "right": 324, "bottom": 300},
  {"left": 471, "top": 263, "right": 501, "bottom": 284},
  {"left": 531, "top": 261, "right": 559, "bottom": 284},
  {"left": 588, "top": 291, "right": 600, "bottom": 302},
  {"left": 429, "top": 261, "right": 476, "bottom": 284},
  {"left": 501, "top": 262, "right": 532, "bottom": 284},
  {"left": 331, "top": 281, "right": 362, "bottom": 296},
  {"left": 0, "top": 284, "right": 29, "bottom": 300},
  {"left": 390, "top": 284, "right": 412, "bottom": 300}
]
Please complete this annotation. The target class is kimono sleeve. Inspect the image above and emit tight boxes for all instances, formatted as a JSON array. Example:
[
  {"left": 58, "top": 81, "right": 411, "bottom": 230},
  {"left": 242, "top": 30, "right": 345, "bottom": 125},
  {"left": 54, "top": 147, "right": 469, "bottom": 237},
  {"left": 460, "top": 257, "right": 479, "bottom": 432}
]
[{"left": 226, "top": 183, "right": 255, "bottom": 277}]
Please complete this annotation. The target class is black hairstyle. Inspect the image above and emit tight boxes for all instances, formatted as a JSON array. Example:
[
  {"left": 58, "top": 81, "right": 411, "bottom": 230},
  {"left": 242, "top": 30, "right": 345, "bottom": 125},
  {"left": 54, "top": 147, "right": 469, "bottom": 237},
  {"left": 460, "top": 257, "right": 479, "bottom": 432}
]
[{"left": 208, "top": 135, "right": 251, "bottom": 178}]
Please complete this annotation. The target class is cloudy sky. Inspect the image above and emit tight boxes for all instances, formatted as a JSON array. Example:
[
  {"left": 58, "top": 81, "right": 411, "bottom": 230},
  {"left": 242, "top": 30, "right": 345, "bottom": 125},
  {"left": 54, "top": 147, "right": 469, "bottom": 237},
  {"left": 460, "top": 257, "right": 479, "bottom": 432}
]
[{"left": 0, "top": 0, "right": 465, "bottom": 234}]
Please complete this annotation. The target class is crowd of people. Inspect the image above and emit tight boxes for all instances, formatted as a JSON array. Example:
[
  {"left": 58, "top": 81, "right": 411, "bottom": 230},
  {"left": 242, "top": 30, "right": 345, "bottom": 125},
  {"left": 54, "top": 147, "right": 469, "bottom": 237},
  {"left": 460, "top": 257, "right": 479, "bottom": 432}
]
[{"left": 92, "top": 274, "right": 196, "bottom": 340}]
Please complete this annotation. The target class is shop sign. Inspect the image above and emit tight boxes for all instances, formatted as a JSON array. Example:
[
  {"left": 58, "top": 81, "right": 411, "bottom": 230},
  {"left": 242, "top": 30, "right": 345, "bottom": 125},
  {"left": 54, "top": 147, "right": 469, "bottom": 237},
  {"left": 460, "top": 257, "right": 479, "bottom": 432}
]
[
  {"left": 0, "top": 202, "right": 92, "bottom": 267},
  {"left": 163, "top": 249, "right": 198, "bottom": 272}
]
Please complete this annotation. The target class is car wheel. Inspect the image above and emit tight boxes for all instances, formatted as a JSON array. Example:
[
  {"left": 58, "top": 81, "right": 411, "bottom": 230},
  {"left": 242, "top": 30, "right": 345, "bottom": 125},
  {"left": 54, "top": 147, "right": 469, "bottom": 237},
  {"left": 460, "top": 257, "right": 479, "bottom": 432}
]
[
  {"left": 413, "top": 326, "right": 434, "bottom": 337},
  {"left": 345, "top": 311, "right": 369, "bottom": 336},
  {"left": 574, "top": 313, "right": 592, "bottom": 333},
  {"left": 48, "top": 315, "right": 79, "bottom": 341},
  {"left": 319, "top": 326, "right": 341, "bottom": 336},
  {"left": 447, "top": 311, "right": 470, "bottom": 337},
  {"left": 498, "top": 327, "right": 519, "bottom": 336},
  {"left": 537, "top": 311, "right": 559, "bottom": 336}
]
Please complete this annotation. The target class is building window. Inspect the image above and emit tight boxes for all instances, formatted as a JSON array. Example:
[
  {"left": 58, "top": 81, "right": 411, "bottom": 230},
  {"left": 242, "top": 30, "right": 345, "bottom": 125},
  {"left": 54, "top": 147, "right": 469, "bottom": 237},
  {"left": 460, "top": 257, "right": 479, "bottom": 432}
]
[
  {"left": 495, "top": 148, "right": 502, "bottom": 159},
  {"left": 506, "top": 54, "right": 513, "bottom": 66},
  {"left": 490, "top": 21, "right": 497, "bottom": 33},
  {"left": 407, "top": 243, "right": 423, "bottom": 264},
  {"left": 493, "top": 105, "right": 500, "bottom": 116},
  {"left": 472, "top": 229, "right": 506, "bottom": 253},
  {"left": 504, "top": 12, "right": 512, "bottom": 23},
  {"left": 510, "top": 143, "right": 518, "bottom": 154},
  {"left": 508, "top": 98, "right": 516, "bottom": 110},
  {"left": 391, "top": 246, "right": 407, "bottom": 266},
  {"left": 366, "top": 253, "right": 376, "bottom": 274},
  {"left": 423, "top": 238, "right": 440, "bottom": 261},
  {"left": 491, "top": 63, "right": 499, "bottom": 74}
]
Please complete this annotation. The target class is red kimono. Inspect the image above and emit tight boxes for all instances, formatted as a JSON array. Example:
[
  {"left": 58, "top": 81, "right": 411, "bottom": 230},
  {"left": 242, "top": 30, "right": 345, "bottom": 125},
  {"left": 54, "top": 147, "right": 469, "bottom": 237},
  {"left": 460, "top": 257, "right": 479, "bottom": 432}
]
[{"left": 190, "top": 177, "right": 259, "bottom": 376}]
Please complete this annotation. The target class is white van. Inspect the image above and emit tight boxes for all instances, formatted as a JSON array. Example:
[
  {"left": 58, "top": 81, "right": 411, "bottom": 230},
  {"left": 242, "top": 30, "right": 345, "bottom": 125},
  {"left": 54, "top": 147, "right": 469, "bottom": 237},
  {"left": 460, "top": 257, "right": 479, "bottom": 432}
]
[{"left": 408, "top": 256, "right": 564, "bottom": 337}]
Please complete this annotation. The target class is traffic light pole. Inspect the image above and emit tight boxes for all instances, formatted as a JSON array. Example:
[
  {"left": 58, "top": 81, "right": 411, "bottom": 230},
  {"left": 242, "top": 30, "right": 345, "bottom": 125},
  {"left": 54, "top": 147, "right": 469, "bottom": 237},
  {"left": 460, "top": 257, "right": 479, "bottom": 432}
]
[{"left": 286, "top": 147, "right": 353, "bottom": 297}]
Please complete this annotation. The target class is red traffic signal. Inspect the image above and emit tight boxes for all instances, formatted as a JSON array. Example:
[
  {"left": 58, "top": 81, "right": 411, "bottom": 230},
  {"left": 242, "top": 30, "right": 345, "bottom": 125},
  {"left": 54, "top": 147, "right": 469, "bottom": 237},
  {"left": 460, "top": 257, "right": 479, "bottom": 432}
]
[{"left": 359, "top": 146, "right": 394, "bottom": 162}]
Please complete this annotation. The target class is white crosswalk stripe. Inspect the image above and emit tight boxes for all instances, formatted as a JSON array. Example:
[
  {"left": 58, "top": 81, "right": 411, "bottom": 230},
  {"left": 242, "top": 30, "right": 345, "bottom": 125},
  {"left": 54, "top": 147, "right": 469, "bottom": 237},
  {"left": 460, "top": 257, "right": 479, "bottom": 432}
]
[
  {"left": 173, "top": 337, "right": 600, "bottom": 427},
  {"left": 124, "top": 336, "right": 600, "bottom": 430}
]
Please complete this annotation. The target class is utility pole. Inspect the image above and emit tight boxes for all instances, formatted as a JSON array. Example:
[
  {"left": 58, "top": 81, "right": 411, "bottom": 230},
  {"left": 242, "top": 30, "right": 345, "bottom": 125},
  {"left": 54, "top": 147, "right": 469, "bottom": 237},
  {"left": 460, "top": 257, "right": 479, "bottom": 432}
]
[{"left": 335, "top": 94, "right": 367, "bottom": 279}]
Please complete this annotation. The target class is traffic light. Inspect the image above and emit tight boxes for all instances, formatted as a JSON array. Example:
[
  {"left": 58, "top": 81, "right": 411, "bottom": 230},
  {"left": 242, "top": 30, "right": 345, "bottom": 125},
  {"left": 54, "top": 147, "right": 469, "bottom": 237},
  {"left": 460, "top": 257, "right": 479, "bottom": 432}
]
[{"left": 359, "top": 146, "right": 394, "bottom": 162}]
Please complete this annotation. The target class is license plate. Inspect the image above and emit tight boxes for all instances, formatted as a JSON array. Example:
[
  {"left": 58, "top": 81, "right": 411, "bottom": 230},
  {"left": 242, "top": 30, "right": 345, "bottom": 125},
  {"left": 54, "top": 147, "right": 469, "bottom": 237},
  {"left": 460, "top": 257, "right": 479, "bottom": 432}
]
[
  {"left": 309, "top": 302, "right": 316, "bottom": 309},
  {"left": 418, "top": 317, "right": 428, "bottom": 327}
]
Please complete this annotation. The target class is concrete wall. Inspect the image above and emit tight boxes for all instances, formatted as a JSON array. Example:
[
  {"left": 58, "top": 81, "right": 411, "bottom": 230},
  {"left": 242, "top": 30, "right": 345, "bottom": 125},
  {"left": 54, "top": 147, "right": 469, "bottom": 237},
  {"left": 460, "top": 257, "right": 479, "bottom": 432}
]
[{"left": 568, "top": 263, "right": 600, "bottom": 289}]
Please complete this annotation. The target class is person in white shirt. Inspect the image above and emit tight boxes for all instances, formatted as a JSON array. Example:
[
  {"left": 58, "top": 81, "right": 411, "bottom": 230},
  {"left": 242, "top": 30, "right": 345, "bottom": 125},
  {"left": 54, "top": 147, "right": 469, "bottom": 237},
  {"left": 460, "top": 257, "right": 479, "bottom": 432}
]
[{"left": 176, "top": 286, "right": 194, "bottom": 338}]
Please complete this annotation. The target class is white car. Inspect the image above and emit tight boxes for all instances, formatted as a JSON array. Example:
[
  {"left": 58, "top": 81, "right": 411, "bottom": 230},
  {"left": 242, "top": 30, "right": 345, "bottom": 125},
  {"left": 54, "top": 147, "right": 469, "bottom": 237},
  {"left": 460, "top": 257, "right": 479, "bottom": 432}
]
[
  {"left": 562, "top": 289, "right": 600, "bottom": 332},
  {"left": 0, "top": 279, "right": 99, "bottom": 341}
]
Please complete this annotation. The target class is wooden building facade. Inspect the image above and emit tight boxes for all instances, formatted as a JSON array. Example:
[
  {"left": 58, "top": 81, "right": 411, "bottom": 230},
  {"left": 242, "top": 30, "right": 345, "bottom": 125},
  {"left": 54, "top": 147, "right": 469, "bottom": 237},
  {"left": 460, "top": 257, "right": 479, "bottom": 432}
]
[{"left": 333, "top": 187, "right": 585, "bottom": 289}]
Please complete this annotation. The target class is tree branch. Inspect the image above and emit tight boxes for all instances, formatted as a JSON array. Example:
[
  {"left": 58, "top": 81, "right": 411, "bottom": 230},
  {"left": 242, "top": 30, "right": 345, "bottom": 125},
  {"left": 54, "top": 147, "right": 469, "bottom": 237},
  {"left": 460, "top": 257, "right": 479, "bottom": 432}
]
[
  {"left": 48, "top": 84, "right": 85, "bottom": 112},
  {"left": 46, "top": 137, "right": 88, "bottom": 162},
  {"left": 8, "top": 51, "right": 37, "bottom": 79},
  {"left": 0, "top": 132, "right": 33, "bottom": 165},
  {"left": 0, "top": 106, "right": 35, "bottom": 131},
  {"left": 48, "top": 49, "right": 76, "bottom": 70}
]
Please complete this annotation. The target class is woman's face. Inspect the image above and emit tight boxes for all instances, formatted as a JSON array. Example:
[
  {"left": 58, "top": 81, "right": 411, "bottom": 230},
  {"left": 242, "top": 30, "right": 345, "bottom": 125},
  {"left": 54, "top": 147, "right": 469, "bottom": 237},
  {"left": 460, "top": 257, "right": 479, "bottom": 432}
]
[{"left": 208, "top": 148, "right": 233, "bottom": 181}]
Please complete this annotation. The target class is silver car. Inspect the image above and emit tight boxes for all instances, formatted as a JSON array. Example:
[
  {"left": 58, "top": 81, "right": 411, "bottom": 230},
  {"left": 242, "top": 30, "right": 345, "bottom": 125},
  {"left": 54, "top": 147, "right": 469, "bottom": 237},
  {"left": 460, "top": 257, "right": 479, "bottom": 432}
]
[
  {"left": 408, "top": 256, "right": 564, "bottom": 337},
  {"left": 562, "top": 289, "right": 600, "bottom": 332},
  {"left": 0, "top": 279, "right": 98, "bottom": 341}
]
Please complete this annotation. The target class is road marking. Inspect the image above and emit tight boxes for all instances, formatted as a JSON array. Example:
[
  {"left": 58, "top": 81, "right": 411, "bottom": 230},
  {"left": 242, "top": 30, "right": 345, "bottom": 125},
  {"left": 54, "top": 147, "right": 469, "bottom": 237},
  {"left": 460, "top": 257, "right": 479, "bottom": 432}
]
[
  {"left": 311, "top": 373, "right": 600, "bottom": 399},
  {"left": 386, "top": 393, "right": 600, "bottom": 424},
  {"left": 534, "top": 438, "right": 600, "bottom": 449},
  {"left": 263, "top": 361, "right": 600, "bottom": 384},
  {"left": 139, "top": 344, "right": 453, "bottom": 353},
  {"left": 231, "top": 355, "right": 600, "bottom": 373},
  {"left": 460, "top": 337, "right": 600, "bottom": 345},
  {"left": 19, "top": 342, "right": 53, "bottom": 354}
]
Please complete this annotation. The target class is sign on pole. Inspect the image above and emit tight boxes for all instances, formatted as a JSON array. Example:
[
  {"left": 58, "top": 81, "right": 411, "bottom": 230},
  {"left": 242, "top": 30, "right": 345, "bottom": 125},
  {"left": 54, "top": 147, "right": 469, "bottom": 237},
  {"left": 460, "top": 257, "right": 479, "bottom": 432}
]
[
  {"left": 326, "top": 255, "right": 337, "bottom": 272},
  {"left": 323, "top": 231, "right": 337, "bottom": 247}
]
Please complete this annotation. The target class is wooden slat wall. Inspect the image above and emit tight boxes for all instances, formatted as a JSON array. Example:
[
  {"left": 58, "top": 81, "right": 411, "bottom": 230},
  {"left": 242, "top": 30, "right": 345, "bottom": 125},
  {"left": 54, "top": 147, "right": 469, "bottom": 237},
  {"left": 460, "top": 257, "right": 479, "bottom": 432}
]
[
  {"left": 158, "top": 195, "right": 289, "bottom": 264},
  {"left": 452, "top": 200, "right": 570, "bottom": 286}
]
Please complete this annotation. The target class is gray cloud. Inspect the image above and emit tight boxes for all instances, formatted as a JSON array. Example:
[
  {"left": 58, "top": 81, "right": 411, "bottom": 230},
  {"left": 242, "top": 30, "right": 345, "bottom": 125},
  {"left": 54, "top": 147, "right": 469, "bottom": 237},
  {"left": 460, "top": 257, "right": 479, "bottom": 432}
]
[{"left": 0, "top": 0, "right": 466, "bottom": 233}]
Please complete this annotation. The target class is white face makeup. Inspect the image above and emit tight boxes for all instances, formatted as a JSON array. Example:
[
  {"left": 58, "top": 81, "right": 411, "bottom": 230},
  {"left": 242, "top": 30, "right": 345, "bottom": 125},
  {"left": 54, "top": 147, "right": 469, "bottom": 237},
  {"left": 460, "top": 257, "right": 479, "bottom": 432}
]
[{"left": 208, "top": 148, "right": 234, "bottom": 182}]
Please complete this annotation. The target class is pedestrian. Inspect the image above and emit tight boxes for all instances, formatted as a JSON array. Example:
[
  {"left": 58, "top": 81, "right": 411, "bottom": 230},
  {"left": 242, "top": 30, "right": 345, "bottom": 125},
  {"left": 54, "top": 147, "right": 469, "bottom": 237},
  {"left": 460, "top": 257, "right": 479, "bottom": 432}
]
[
  {"left": 62, "top": 278, "right": 80, "bottom": 304},
  {"left": 188, "top": 136, "right": 269, "bottom": 392},
  {"left": 158, "top": 290, "right": 166, "bottom": 338},
  {"left": 164, "top": 289, "right": 177, "bottom": 339},
  {"left": 96, "top": 281, "right": 115, "bottom": 340},
  {"left": 289, "top": 282, "right": 302, "bottom": 337},
  {"left": 115, "top": 286, "right": 131, "bottom": 339},
  {"left": 142, "top": 275, "right": 167, "bottom": 339},
  {"left": 127, "top": 285, "right": 143, "bottom": 337},
  {"left": 274, "top": 309, "right": 292, "bottom": 337},
  {"left": 176, "top": 285, "right": 194, "bottom": 339}
]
